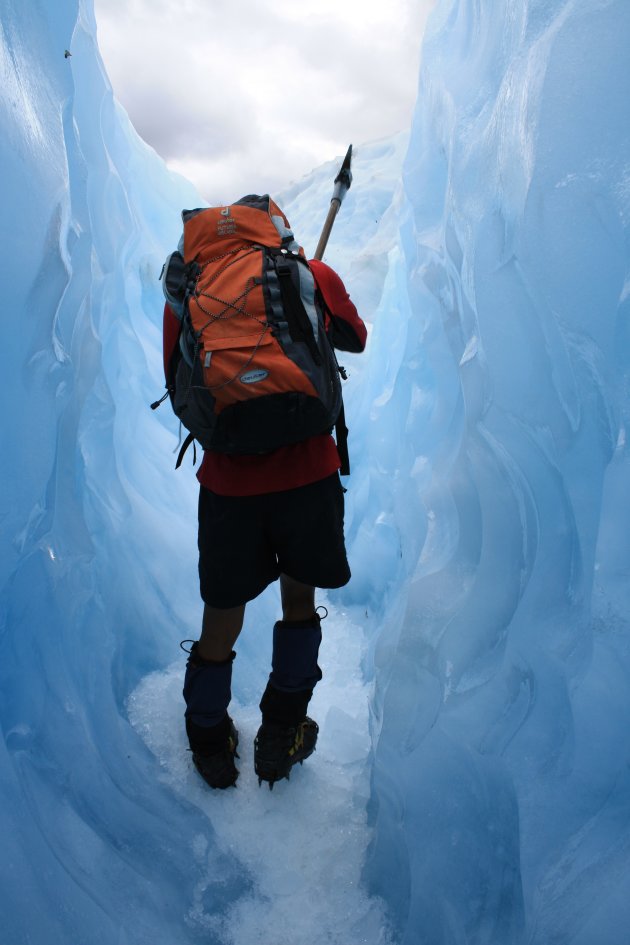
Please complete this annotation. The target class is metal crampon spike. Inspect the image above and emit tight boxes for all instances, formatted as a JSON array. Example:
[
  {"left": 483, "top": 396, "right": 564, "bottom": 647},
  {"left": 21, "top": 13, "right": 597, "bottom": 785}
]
[{"left": 269, "top": 781, "right": 275, "bottom": 792}]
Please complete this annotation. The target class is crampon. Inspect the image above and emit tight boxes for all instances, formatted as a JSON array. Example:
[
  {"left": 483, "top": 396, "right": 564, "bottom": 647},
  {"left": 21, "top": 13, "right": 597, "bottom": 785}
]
[{"left": 254, "top": 717, "right": 319, "bottom": 790}]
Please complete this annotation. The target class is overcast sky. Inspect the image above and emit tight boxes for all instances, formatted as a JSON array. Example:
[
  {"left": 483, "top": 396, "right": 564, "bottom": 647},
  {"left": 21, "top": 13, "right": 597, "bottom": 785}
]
[{"left": 93, "top": 0, "right": 434, "bottom": 204}]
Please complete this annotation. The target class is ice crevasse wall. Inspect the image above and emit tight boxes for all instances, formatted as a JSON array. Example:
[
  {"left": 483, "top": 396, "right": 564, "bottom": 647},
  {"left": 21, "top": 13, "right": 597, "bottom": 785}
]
[
  {"left": 0, "top": 2, "right": 220, "bottom": 940},
  {"left": 347, "top": 1, "right": 630, "bottom": 943},
  {"left": 1, "top": 1, "right": 630, "bottom": 944}
]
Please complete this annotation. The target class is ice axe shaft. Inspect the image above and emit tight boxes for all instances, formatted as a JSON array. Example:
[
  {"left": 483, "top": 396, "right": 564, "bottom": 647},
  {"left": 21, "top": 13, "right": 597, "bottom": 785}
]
[{"left": 313, "top": 144, "right": 353, "bottom": 261}]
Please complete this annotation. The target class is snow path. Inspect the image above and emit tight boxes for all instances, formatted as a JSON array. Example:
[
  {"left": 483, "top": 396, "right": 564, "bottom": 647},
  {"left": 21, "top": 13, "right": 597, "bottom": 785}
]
[{"left": 127, "top": 602, "right": 394, "bottom": 945}]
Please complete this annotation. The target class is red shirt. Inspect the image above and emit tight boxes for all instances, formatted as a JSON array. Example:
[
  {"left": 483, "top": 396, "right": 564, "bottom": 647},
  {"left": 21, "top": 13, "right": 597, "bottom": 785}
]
[{"left": 164, "top": 258, "right": 366, "bottom": 496}]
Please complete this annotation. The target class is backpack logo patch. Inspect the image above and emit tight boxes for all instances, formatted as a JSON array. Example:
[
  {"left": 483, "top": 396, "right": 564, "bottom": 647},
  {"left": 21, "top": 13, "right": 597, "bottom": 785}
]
[
  {"left": 240, "top": 369, "right": 269, "bottom": 385},
  {"left": 217, "top": 208, "right": 237, "bottom": 237}
]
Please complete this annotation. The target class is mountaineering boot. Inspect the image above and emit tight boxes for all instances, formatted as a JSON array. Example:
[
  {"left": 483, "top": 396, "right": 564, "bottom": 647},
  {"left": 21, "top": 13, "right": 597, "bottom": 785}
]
[
  {"left": 254, "top": 716, "right": 319, "bottom": 790},
  {"left": 186, "top": 714, "right": 239, "bottom": 789},
  {"left": 255, "top": 612, "right": 324, "bottom": 789},
  {"left": 182, "top": 642, "right": 239, "bottom": 788}
]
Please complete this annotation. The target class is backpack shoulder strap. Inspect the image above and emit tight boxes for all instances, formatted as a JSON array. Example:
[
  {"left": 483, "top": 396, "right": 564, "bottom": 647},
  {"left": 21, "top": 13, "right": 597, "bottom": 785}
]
[
  {"left": 269, "top": 250, "right": 323, "bottom": 365},
  {"left": 314, "top": 285, "right": 350, "bottom": 475}
]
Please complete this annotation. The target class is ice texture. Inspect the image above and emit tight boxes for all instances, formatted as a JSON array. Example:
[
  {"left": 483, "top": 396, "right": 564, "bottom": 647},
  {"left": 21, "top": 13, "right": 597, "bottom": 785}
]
[
  {"left": 2, "top": 0, "right": 630, "bottom": 944},
  {"left": 343, "top": 2, "right": 630, "bottom": 943}
]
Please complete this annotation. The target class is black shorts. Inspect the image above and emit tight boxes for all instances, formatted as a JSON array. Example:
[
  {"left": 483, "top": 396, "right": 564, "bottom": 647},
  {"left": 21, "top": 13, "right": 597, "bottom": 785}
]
[{"left": 198, "top": 474, "right": 351, "bottom": 609}]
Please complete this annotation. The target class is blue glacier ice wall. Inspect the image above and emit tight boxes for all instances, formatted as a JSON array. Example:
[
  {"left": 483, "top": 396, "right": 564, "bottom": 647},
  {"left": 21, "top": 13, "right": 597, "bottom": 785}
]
[
  {"left": 343, "top": 1, "right": 630, "bottom": 942},
  {"left": 0, "top": 4, "right": 248, "bottom": 943}
]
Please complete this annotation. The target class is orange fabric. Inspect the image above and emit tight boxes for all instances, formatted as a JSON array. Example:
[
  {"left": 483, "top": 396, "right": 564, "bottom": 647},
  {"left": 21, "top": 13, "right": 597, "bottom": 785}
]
[
  {"left": 187, "top": 248, "right": 320, "bottom": 407},
  {"left": 184, "top": 205, "right": 284, "bottom": 258},
  {"left": 203, "top": 338, "right": 318, "bottom": 408},
  {"left": 183, "top": 209, "right": 318, "bottom": 411}
]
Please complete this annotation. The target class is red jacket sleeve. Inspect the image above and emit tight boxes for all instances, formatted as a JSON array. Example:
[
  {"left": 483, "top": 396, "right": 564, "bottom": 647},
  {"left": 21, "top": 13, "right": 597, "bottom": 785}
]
[
  {"left": 309, "top": 258, "right": 367, "bottom": 353},
  {"left": 163, "top": 303, "right": 180, "bottom": 382}
]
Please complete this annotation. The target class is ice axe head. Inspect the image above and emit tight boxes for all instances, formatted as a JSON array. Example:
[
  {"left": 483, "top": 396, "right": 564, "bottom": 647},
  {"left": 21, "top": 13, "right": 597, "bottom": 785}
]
[
  {"left": 332, "top": 144, "right": 353, "bottom": 203},
  {"left": 313, "top": 144, "right": 353, "bottom": 260}
]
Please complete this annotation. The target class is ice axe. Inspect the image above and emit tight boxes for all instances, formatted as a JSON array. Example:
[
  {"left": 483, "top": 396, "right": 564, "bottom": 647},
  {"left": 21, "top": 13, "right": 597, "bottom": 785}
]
[
  {"left": 313, "top": 144, "right": 353, "bottom": 261},
  {"left": 312, "top": 145, "right": 353, "bottom": 477}
]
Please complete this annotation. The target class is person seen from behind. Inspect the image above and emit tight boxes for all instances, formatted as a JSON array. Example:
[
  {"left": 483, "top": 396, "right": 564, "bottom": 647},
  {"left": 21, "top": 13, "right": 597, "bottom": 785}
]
[{"left": 160, "top": 194, "right": 366, "bottom": 790}]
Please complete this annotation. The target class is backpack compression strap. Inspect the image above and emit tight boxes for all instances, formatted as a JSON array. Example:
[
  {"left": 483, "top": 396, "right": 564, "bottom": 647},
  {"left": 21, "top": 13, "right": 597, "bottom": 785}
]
[
  {"left": 335, "top": 401, "right": 350, "bottom": 476},
  {"left": 176, "top": 424, "right": 348, "bottom": 474},
  {"left": 175, "top": 432, "right": 197, "bottom": 469}
]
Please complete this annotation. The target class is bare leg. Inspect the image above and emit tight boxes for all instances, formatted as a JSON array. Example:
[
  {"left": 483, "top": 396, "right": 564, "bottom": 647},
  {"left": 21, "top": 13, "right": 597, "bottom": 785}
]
[
  {"left": 198, "top": 603, "right": 246, "bottom": 662},
  {"left": 280, "top": 573, "right": 315, "bottom": 622}
]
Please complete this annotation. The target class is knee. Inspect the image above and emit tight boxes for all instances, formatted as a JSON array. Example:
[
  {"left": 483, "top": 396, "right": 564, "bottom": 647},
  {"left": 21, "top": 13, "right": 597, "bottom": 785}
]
[
  {"left": 280, "top": 574, "right": 315, "bottom": 622},
  {"left": 199, "top": 603, "right": 245, "bottom": 661}
]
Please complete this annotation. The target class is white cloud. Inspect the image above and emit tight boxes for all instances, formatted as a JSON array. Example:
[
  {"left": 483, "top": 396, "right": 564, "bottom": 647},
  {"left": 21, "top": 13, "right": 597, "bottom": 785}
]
[{"left": 93, "top": 0, "right": 434, "bottom": 203}]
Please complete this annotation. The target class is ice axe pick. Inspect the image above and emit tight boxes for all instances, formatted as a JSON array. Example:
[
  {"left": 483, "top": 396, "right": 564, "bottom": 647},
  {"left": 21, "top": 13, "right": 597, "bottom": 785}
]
[{"left": 313, "top": 144, "right": 353, "bottom": 261}]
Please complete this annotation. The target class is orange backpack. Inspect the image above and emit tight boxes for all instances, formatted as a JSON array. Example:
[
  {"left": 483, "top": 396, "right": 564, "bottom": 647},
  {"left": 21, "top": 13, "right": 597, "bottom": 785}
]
[{"left": 160, "top": 195, "right": 344, "bottom": 464}]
